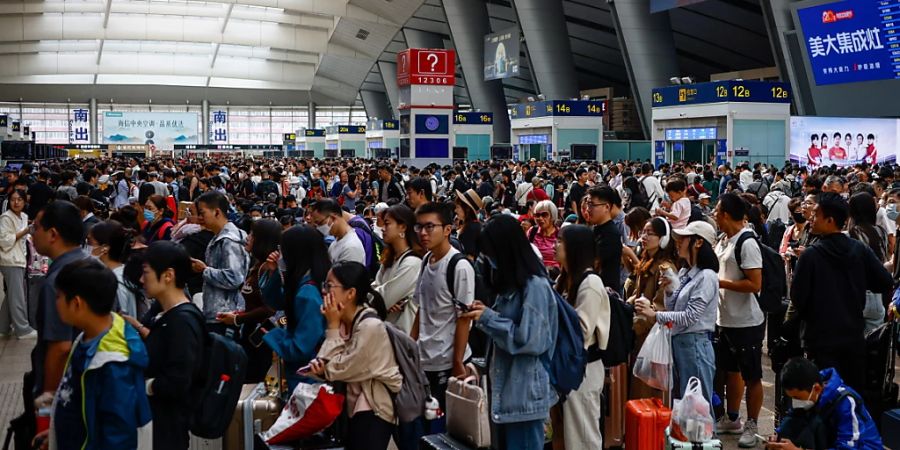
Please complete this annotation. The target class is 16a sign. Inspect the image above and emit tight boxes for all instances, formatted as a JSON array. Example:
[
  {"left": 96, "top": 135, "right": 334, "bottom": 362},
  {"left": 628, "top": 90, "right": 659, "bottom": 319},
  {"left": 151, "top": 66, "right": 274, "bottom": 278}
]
[{"left": 397, "top": 49, "right": 456, "bottom": 87}]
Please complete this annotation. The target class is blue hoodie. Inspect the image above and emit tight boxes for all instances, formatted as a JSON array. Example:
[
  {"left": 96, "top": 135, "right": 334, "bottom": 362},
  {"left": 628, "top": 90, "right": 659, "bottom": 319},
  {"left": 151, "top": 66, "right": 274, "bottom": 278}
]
[
  {"left": 815, "top": 368, "right": 882, "bottom": 450},
  {"left": 51, "top": 313, "right": 153, "bottom": 450}
]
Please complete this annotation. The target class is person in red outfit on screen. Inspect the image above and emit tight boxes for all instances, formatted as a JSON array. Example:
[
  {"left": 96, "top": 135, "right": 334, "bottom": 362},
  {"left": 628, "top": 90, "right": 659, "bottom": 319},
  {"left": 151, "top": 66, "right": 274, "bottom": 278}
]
[
  {"left": 829, "top": 132, "right": 846, "bottom": 161},
  {"left": 807, "top": 134, "right": 822, "bottom": 168}
]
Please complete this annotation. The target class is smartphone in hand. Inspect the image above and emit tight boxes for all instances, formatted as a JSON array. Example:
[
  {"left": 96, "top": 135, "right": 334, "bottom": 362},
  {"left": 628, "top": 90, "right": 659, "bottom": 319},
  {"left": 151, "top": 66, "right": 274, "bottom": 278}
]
[{"left": 452, "top": 298, "right": 471, "bottom": 313}]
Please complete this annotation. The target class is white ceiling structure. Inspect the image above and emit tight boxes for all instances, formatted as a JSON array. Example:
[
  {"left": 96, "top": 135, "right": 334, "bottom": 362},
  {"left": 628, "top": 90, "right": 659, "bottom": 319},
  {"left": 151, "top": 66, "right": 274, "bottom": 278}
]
[{"left": 0, "top": 0, "right": 424, "bottom": 105}]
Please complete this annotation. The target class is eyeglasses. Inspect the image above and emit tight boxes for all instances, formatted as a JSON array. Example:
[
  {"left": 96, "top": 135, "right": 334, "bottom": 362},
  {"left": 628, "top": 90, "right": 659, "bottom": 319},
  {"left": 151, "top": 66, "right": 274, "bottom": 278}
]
[
  {"left": 414, "top": 222, "right": 445, "bottom": 234},
  {"left": 534, "top": 211, "right": 551, "bottom": 218},
  {"left": 587, "top": 202, "right": 609, "bottom": 210},
  {"left": 323, "top": 281, "right": 345, "bottom": 291},
  {"left": 640, "top": 231, "right": 659, "bottom": 237}
]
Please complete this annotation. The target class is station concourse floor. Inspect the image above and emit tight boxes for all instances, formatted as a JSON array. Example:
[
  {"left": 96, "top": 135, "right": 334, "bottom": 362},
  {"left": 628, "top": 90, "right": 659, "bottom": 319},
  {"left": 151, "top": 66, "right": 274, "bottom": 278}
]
[{"left": 0, "top": 336, "right": 893, "bottom": 450}]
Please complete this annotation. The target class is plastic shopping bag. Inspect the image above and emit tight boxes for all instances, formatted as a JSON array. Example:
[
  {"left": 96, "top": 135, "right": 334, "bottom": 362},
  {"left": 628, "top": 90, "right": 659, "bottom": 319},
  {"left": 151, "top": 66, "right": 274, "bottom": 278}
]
[
  {"left": 671, "top": 377, "right": 714, "bottom": 442},
  {"left": 263, "top": 382, "right": 344, "bottom": 444},
  {"left": 632, "top": 322, "right": 672, "bottom": 391}
]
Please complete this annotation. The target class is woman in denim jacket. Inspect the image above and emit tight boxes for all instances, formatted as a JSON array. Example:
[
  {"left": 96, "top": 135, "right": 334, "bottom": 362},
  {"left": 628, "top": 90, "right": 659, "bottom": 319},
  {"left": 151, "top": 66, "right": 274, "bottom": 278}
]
[{"left": 460, "top": 215, "right": 558, "bottom": 450}]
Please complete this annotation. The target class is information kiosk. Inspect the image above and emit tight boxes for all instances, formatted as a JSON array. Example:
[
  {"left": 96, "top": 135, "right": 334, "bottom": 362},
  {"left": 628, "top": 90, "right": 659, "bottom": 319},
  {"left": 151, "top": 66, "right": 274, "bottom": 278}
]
[
  {"left": 651, "top": 80, "right": 791, "bottom": 167},
  {"left": 451, "top": 112, "right": 494, "bottom": 160},
  {"left": 325, "top": 125, "right": 366, "bottom": 159},
  {"left": 296, "top": 129, "right": 326, "bottom": 158},
  {"left": 395, "top": 48, "right": 457, "bottom": 166},
  {"left": 509, "top": 100, "right": 605, "bottom": 161},
  {"left": 366, "top": 120, "right": 400, "bottom": 159}
]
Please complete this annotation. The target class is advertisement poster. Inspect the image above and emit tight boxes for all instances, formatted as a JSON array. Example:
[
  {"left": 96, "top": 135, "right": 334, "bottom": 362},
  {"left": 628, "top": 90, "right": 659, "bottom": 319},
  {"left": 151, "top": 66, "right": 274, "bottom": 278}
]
[
  {"left": 789, "top": 116, "right": 897, "bottom": 167},
  {"left": 102, "top": 112, "right": 199, "bottom": 149},
  {"left": 796, "top": 0, "right": 897, "bottom": 86},
  {"left": 484, "top": 27, "right": 520, "bottom": 81}
]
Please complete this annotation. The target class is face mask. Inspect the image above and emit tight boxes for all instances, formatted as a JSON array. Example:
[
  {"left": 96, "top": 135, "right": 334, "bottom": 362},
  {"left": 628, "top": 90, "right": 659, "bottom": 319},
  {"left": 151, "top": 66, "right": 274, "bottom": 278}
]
[
  {"left": 888, "top": 204, "right": 899, "bottom": 221},
  {"left": 251, "top": 216, "right": 261, "bottom": 221},
  {"left": 317, "top": 221, "right": 332, "bottom": 237},
  {"left": 143, "top": 210, "right": 156, "bottom": 222},
  {"left": 791, "top": 389, "right": 816, "bottom": 410},
  {"left": 841, "top": 192, "right": 850, "bottom": 200},
  {"left": 792, "top": 212, "right": 807, "bottom": 224}
]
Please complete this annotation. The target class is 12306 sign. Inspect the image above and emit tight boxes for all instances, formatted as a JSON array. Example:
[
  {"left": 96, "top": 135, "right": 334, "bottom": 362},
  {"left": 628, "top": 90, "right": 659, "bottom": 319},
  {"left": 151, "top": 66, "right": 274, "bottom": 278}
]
[{"left": 397, "top": 49, "right": 456, "bottom": 87}]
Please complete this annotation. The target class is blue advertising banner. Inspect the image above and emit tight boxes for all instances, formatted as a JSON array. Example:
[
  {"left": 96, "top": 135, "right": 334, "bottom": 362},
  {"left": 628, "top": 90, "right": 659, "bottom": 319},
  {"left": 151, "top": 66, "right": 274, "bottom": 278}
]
[
  {"left": 716, "top": 139, "right": 728, "bottom": 167},
  {"left": 510, "top": 100, "right": 606, "bottom": 119},
  {"left": 652, "top": 80, "right": 791, "bottom": 107},
  {"left": 654, "top": 141, "right": 666, "bottom": 168},
  {"left": 797, "top": 0, "right": 896, "bottom": 86}
]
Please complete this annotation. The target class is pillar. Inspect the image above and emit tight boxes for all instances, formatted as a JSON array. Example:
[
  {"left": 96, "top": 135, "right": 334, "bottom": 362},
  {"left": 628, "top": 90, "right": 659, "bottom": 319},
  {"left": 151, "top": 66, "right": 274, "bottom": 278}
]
[
  {"left": 89, "top": 98, "right": 98, "bottom": 144},
  {"left": 609, "top": 0, "right": 679, "bottom": 137},
  {"left": 377, "top": 61, "right": 401, "bottom": 118},
  {"left": 443, "top": 0, "right": 511, "bottom": 142},
  {"left": 512, "top": 0, "right": 579, "bottom": 100},
  {"left": 360, "top": 90, "right": 393, "bottom": 120},
  {"left": 308, "top": 101, "right": 316, "bottom": 130},
  {"left": 201, "top": 99, "right": 210, "bottom": 145}
]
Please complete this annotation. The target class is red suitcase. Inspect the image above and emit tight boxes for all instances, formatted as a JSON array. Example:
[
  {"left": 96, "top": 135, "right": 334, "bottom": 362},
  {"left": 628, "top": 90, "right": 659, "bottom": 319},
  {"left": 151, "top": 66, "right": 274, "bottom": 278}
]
[
  {"left": 603, "top": 363, "right": 628, "bottom": 449},
  {"left": 625, "top": 398, "right": 672, "bottom": 450}
]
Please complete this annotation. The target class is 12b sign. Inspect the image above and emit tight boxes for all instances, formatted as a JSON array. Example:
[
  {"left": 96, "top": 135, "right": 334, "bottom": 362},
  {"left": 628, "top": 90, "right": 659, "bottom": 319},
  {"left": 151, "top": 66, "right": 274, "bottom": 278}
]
[{"left": 397, "top": 49, "right": 456, "bottom": 87}]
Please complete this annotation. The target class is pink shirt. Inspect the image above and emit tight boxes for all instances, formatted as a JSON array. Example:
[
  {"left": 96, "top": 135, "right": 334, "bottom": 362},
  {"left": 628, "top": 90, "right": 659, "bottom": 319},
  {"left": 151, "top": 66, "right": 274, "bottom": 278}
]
[
  {"left": 670, "top": 197, "right": 691, "bottom": 229},
  {"left": 532, "top": 227, "right": 559, "bottom": 267}
]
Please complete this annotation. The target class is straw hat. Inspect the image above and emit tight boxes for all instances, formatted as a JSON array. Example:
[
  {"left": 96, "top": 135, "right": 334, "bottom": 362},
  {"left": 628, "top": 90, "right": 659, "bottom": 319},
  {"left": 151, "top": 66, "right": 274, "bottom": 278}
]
[{"left": 456, "top": 189, "right": 484, "bottom": 213}]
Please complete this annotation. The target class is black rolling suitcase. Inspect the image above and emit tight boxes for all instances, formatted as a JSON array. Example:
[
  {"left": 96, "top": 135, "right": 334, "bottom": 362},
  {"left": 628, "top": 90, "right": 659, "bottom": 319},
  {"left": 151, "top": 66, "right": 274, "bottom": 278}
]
[{"left": 420, "top": 433, "right": 476, "bottom": 450}]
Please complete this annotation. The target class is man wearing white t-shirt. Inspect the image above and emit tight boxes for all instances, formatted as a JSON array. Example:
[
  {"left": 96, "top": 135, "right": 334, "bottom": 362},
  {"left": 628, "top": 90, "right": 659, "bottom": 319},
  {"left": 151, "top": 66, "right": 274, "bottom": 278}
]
[
  {"left": 713, "top": 193, "right": 764, "bottom": 448},
  {"left": 412, "top": 201, "right": 473, "bottom": 432},
  {"left": 309, "top": 199, "right": 365, "bottom": 265},
  {"left": 639, "top": 163, "right": 665, "bottom": 211}
]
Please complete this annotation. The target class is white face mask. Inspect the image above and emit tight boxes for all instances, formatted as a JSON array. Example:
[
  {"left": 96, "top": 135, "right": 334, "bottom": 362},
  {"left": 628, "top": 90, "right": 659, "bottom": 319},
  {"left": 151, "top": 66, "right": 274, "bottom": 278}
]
[
  {"left": 791, "top": 389, "right": 816, "bottom": 410},
  {"left": 317, "top": 220, "right": 332, "bottom": 237}
]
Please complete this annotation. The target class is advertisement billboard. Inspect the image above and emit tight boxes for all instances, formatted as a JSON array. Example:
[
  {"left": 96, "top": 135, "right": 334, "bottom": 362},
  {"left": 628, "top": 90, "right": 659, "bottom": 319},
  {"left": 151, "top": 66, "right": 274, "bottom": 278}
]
[
  {"left": 796, "top": 0, "right": 897, "bottom": 86},
  {"left": 102, "top": 112, "right": 199, "bottom": 149},
  {"left": 789, "top": 116, "right": 897, "bottom": 167},
  {"left": 484, "top": 27, "right": 520, "bottom": 81}
]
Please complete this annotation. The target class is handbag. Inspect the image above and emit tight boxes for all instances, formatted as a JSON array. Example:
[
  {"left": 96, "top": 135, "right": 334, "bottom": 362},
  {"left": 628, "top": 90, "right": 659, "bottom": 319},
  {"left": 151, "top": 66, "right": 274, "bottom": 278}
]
[{"left": 446, "top": 375, "right": 491, "bottom": 448}]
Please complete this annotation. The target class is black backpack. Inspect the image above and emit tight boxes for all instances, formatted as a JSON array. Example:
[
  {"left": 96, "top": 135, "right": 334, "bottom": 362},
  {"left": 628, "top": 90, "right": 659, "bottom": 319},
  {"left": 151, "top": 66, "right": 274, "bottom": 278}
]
[
  {"left": 735, "top": 231, "right": 788, "bottom": 313},
  {"left": 584, "top": 271, "right": 635, "bottom": 367},
  {"left": 349, "top": 218, "right": 385, "bottom": 280},
  {"left": 181, "top": 306, "right": 249, "bottom": 439},
  {"left": 419, "top": 252, "right": 489, "bottom": 308}
]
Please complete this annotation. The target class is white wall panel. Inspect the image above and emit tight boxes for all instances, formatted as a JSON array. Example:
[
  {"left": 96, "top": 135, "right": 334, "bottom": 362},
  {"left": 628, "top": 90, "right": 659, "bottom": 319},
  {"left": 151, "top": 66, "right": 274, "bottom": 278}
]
[{"left": 61, "top": 15, "right": 102, "bottom": 40}]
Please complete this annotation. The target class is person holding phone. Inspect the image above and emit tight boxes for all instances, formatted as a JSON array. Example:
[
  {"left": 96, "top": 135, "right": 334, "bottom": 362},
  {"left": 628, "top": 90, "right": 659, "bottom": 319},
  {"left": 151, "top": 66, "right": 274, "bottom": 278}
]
[
  {"left": 259, "top": 225, "right": 329, "bottom": 391},
  {"left": 306, "top": 261, "right": 401, "bottom": 450}
]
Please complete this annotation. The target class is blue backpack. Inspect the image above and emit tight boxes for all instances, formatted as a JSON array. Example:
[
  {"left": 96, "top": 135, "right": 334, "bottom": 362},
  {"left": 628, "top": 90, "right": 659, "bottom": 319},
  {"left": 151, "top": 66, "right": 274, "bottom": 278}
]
[{"left": 543, "top": 288, "right": 587, "bottom": 399}]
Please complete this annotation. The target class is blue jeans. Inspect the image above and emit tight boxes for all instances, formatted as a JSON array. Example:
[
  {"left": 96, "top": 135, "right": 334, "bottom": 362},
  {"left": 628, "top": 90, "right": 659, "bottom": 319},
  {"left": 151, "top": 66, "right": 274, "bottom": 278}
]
[
  {"left": 498, "top": 419, "right": 545, "bottom": 450},
  {"left": 671, "top": 332, "right": 716, "bottom": 409}
]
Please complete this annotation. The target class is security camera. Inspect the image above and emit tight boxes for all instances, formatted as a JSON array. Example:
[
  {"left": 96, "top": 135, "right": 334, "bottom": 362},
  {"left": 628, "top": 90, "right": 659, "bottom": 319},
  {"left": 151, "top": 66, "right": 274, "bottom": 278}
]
[
  {"left": 669, "top": 77, "right": 681, "bottom": 85},
  {"left": 681, "top": 77, "right": 693, "bottom": 84}
]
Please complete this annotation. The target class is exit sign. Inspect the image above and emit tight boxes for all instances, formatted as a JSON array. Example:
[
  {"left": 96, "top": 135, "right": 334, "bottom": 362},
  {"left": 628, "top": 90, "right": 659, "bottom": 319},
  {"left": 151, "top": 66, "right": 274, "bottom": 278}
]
[{"left": 397, "top": 48, "right": 456, "bottom": 87}]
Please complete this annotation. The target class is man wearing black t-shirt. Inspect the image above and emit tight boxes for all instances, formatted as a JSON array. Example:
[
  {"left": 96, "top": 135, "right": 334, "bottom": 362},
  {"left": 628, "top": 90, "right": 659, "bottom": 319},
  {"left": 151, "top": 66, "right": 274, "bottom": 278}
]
[
  {"left": 568, "top": 168, "right": 589, "bottom": 221},
  {"left": 27, "top": 170, "right": 55, "bottom": 219},
  {"left": 585, "top": 185, "right": 622, "bottom": 293}
]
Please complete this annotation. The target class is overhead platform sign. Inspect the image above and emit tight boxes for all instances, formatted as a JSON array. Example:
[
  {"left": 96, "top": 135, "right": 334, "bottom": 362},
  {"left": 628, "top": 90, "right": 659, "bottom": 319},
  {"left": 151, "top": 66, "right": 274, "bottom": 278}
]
[
  {"left": 510, "top": 100, "right": 606, "bottom": 119},
  {"left": 651, "top": 80, "right": 792, "bottom": 107},
  {"left": 397, "top": 49, "right": 456, "bottom": 86},
  {"left": 797, "top": 0, "right": 897, "bottom": 86}
]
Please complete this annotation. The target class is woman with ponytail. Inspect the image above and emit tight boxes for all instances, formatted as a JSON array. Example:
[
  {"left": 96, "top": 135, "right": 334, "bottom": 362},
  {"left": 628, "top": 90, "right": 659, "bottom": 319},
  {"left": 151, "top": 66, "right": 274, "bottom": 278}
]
[
  {"left": 259, "top": 225, "right": 329, "bottom": 391},
  {"left": 307, "top": 261, "right": 401, "bottom": 450}
]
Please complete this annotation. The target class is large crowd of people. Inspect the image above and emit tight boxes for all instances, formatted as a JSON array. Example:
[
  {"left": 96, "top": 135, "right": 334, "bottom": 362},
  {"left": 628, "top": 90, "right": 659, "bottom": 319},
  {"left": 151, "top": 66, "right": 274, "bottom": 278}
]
[{"left": 0, "top": 154, "right": 897, "bottom": 450}]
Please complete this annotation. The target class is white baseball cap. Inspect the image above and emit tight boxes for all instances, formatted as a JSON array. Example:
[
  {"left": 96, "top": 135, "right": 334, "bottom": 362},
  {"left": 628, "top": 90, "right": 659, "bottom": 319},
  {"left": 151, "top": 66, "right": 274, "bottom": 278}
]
[{"left": 672, "top": 220, "right": 717, "bottom": 246}]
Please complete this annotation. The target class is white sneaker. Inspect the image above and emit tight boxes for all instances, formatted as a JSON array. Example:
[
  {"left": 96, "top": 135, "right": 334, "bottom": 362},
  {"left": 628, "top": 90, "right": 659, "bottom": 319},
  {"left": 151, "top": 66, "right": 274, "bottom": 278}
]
[
  {"left": 738, "top": 419, "right": 760, "bottom": 448},
  {"left": 716, "top": 415, "right": 743, "bottom": 435},
  {"left": 16, "top": 330, "right": 37, "bottom": 340}
]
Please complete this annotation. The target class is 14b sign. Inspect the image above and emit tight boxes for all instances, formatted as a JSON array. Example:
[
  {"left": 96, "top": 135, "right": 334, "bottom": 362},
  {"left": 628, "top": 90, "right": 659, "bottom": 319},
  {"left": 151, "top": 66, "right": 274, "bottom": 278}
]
[{"left": 397, "top": 49, "right": 456, "bottom": 87}]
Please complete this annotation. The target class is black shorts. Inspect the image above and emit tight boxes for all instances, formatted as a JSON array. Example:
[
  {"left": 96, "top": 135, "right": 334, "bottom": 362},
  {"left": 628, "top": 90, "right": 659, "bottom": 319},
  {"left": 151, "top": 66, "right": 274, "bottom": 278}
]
[{"left": 716, "top": 323, "right": 765, "bottom": 382}]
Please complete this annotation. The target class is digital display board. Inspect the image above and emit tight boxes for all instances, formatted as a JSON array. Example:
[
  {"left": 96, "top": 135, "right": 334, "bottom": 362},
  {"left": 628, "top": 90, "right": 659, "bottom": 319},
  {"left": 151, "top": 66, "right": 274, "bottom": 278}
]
[
  {"left": 510, "top": 100, "right": 606, "bottom": 119},
  {"left": 453, "top": 112, "right": 494, "bottom": 125},
  {"left": 337, "top": 126, "right": 365, "bottom": 134},
  {"left": 383, "top": 120, "right": 399, "bottom": 131},
  {"left": 651, "top": 80, "right": 791, "bottom": 107},
  {"left": 797, "top": 0, "right": 897, "bottom": 86},
  {"left": 174, "top": 144, "right": 283, "bottom": 150},
  {"left": 484, "top": 27, "right": 520, "bottom": 81},
  {"left": 789, "top": 116, "right": 898, "bottom": 167},
  {"left": 518, "top": 134, "right": 550, "bottom": 144},
  {"left": 415, "top": 138, "right": 449, "bottom": 158},
  {"left": 415, "top": 115, "right": 450, "bottom": 134},
  {"left": 665, "top": 127, "right": 718, "bottom": 141}
]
